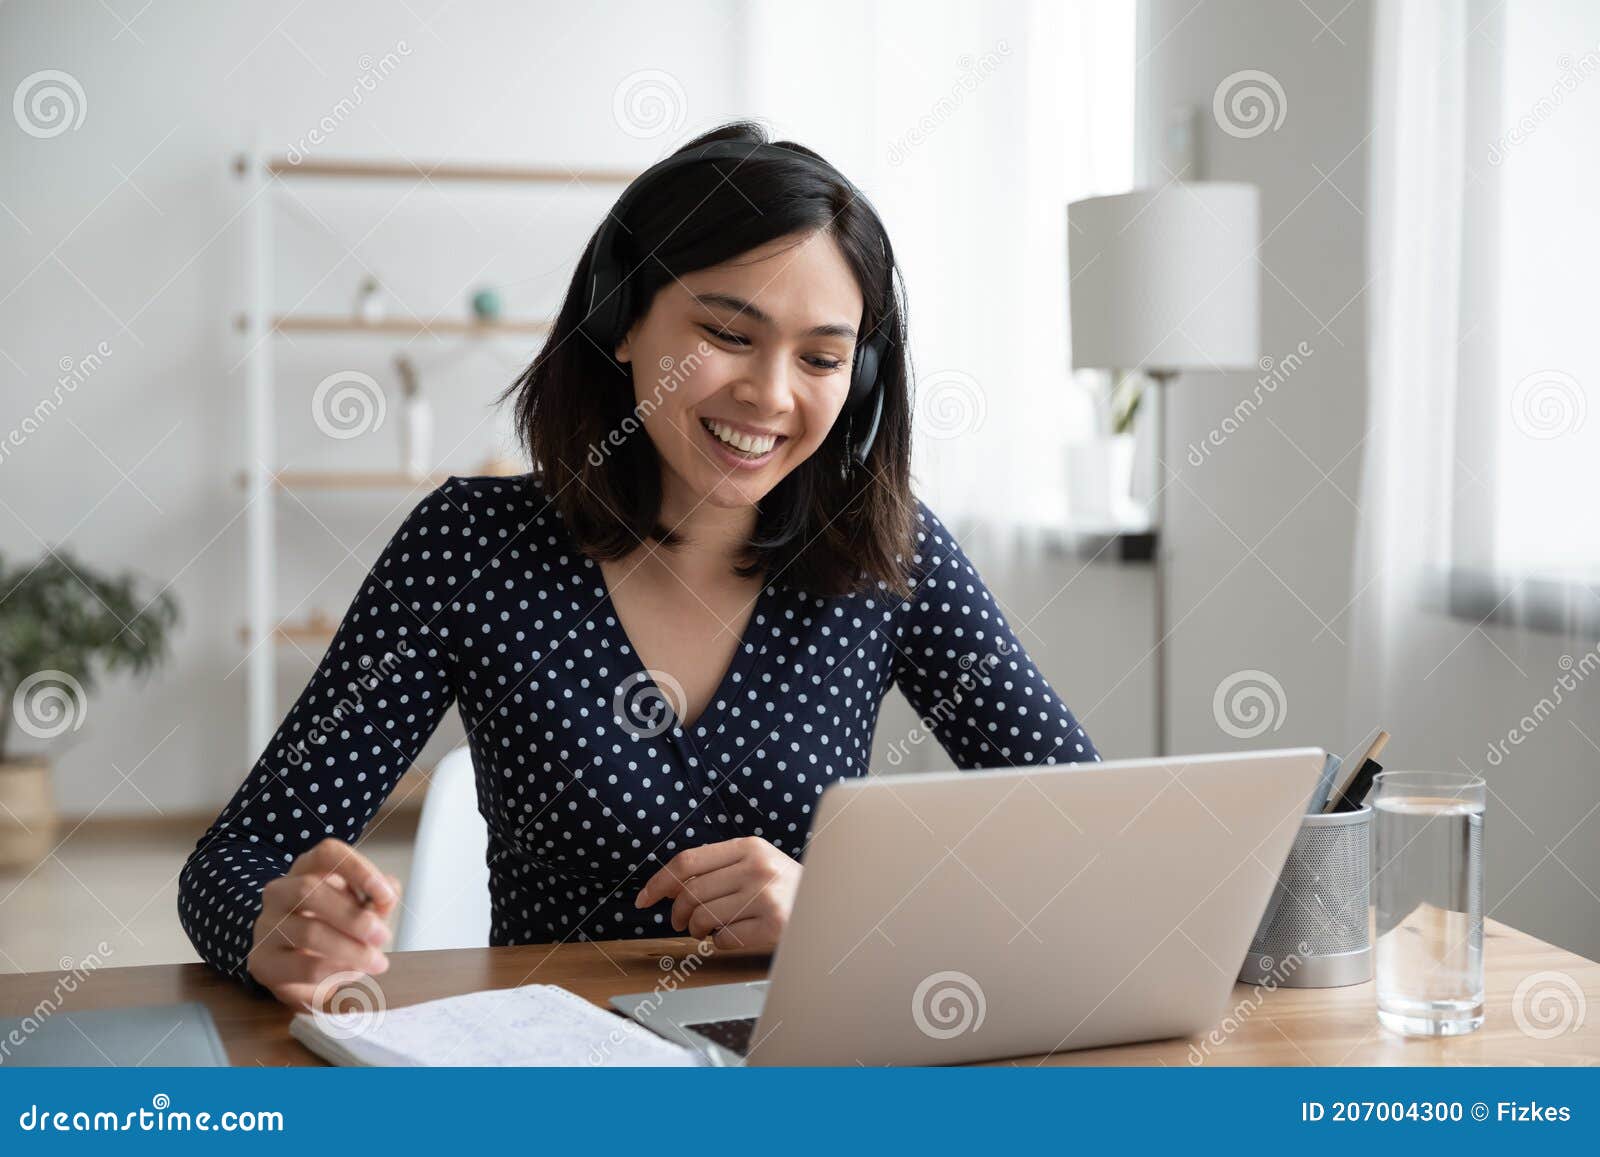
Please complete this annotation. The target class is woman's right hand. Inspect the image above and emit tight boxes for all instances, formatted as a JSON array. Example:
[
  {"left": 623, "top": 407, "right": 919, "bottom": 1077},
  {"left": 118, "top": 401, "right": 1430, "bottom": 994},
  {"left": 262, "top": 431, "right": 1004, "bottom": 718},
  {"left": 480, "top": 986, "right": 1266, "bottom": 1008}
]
[{"left": 246, "top": 838, "right": 401, "bottom": 1008}]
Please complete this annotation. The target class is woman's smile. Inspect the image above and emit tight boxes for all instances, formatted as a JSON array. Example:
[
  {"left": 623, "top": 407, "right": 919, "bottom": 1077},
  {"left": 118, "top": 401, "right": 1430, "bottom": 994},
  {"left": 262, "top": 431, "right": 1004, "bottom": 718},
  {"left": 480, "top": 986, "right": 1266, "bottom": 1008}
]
[{"left": 697, "top": 415, "right": 790, "bottom": 470}]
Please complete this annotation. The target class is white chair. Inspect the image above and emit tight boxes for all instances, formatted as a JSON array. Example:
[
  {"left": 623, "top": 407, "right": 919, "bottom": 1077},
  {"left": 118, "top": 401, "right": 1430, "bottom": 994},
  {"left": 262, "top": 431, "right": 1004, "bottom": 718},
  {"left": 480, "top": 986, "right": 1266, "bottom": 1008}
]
[{"left": 393, "top": 744, "right": 492, "bottom": 951}]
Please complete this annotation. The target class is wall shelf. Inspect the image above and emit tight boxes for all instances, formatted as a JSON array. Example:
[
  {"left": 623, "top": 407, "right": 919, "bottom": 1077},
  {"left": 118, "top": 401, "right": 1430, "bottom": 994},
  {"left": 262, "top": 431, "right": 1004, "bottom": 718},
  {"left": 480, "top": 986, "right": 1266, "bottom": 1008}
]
[{"left": 234, "top": 147, "right": 597, "bottom": 764}]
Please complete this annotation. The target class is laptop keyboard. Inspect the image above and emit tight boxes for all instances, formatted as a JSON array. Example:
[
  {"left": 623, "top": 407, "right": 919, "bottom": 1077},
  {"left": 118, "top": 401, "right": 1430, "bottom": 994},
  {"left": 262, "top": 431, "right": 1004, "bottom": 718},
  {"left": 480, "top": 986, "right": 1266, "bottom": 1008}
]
[{"left": 685, "top": 1016, "right": 758, "bottom": 1056}]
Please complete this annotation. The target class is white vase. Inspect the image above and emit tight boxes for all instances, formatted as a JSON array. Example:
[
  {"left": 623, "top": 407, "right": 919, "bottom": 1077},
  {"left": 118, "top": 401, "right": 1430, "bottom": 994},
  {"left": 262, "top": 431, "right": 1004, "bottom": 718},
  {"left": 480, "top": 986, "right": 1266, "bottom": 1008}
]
[
  {"left": 401, "top": 396, "right": 434, "bottom": 479},
  {"left": 1064, "top": 434, "right": 1139, "bottom": 527}
]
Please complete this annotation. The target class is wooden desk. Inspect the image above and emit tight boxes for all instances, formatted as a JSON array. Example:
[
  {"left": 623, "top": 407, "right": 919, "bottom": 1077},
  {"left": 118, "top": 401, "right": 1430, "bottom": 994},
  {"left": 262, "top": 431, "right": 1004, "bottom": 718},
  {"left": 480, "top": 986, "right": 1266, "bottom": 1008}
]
[{"left": 2, "top": 918, "right": 1595, "bottom": 1066}]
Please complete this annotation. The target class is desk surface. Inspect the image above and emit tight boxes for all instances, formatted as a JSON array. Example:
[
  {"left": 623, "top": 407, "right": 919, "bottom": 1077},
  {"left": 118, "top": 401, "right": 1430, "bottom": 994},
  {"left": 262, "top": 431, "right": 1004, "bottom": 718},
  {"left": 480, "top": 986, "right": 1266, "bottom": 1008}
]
[{"left": 2, "top": 918, "right": 1595, "bottom": 1066}]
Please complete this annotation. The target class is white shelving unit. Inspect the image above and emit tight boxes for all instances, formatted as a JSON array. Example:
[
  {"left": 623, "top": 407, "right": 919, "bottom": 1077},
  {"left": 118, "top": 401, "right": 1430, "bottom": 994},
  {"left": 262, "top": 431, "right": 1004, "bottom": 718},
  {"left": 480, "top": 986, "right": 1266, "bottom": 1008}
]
[{"left": 234, "top": 148, "right": 636, "bottom": 767}]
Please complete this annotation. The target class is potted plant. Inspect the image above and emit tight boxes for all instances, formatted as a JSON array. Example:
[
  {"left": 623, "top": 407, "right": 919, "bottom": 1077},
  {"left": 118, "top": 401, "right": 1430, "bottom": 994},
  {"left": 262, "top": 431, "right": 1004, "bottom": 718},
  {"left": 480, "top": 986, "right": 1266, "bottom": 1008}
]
[
  {"left": 0, "top": 549, "right": 178, "bottom": 869},
  {"left": 1065, "top": 369, "right": 1146, "bottom": 527}
]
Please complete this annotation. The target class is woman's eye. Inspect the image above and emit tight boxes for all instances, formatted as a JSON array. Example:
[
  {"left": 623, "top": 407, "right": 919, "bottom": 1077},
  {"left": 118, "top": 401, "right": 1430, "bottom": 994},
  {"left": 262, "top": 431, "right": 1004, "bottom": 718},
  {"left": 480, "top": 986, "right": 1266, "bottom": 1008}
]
[
  {"left": 701, "top": 325, "right": 749, "bottom": 346},
  {"left": 807, "top": 357, "right": 846, "bottom": 371}
]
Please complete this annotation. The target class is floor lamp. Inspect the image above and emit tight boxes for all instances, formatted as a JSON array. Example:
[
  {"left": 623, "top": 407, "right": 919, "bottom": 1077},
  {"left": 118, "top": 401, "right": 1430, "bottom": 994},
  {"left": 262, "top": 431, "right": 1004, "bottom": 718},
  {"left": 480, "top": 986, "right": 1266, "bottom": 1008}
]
[{"left": 1066, "top": 184, "right": 1261, "bottom": 756}]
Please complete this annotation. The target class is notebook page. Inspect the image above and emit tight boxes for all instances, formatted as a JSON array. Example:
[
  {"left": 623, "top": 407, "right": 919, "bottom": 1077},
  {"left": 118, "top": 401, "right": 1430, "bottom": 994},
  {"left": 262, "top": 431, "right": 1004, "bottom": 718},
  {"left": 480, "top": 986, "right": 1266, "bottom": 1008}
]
[{"left": 292, "top": 983, "right": 703, "bottom": 1067}]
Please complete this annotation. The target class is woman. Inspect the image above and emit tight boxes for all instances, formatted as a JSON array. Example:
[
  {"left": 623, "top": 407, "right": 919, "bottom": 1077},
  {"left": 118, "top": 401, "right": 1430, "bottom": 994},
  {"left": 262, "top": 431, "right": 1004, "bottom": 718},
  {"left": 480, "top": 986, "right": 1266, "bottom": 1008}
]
[{"left": 178, "top": 121, "right": 1100, "bottom": 1008}]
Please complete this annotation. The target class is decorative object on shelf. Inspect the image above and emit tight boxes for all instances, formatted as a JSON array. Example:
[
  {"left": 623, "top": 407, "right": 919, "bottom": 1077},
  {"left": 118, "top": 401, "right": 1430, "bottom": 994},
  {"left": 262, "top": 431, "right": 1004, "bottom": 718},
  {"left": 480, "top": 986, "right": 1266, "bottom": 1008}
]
[
  {"left": 1069, "top": 183, "right": 1261, "bottom": 756},
  {"left": 353, "top": 274, "right": 386, "bottom": 324},
  {"left": 0, "top": 550, "right": 179, "bottom": 869},
  {"left": 469, "top": 286, "right": 502, "bottom": 323},
  {"left": 1064, "top": 368, "right": 1148, "bottom": 531},
  {"left": 395, "top": 354, "right": 434, "bottom": 480}
]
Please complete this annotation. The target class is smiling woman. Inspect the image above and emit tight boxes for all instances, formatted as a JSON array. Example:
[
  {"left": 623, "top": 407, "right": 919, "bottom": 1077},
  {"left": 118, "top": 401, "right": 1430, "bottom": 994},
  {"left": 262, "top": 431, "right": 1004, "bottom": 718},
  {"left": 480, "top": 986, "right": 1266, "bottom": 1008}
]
[
  {"left": 176, "top": 121, "right": 1101, "bottom": 1010},
  {"left": 504, "top": 121, "right": 912, "bottom": 600}
]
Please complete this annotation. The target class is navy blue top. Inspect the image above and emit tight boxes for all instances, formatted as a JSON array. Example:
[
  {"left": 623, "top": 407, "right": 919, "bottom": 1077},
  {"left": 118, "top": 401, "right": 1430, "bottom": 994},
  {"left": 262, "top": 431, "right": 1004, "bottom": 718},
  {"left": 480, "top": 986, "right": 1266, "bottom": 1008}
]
[{"left": 178, "top": 472, "right": 1099, "bottom": 987}]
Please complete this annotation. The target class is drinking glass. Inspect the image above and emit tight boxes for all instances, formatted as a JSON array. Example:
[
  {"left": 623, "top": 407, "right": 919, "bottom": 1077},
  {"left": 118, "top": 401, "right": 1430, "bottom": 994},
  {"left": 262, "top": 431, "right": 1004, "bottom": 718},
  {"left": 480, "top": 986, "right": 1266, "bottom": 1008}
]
[{"left": 1372, "top": 770, "right": 1485, "bottom": 1036}]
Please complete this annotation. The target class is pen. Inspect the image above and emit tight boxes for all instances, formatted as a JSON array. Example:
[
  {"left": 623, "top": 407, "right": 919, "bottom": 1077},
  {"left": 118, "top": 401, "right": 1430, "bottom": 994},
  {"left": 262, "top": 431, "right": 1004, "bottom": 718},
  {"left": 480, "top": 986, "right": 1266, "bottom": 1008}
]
[
  {"left": 1308, "top": 752, "right": 1343, "bottom": 813},
  {"left": 1324, "top": 730, "right": 1389, "bottom": 813}
]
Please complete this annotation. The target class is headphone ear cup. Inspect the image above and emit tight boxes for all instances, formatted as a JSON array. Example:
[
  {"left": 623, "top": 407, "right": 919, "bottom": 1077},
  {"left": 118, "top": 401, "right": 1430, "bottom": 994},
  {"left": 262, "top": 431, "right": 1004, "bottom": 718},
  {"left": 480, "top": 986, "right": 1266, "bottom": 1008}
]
[
  {"left": 584, "top": 265, "right": 626, "bottom": 356},
  {"left": 849, "top": 335, "right": 883, "bottom": 410},
  {"left": 852, "top": 381, "right": 885, "bottom": 466}
]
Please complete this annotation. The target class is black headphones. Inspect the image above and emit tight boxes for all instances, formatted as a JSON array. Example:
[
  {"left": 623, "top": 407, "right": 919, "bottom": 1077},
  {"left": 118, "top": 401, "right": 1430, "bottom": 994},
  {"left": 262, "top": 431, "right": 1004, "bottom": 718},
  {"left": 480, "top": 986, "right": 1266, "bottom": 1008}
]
[{"left": 579, "top": 139, "right": 889, "bottom": 468}]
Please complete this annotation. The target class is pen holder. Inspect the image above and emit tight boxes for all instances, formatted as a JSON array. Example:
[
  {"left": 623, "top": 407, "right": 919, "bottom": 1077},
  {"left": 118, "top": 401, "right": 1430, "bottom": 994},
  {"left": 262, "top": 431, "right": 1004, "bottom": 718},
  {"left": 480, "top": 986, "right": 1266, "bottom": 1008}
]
[{"left": 1238, "top": 805, "right": 1372, "bottom": 988}]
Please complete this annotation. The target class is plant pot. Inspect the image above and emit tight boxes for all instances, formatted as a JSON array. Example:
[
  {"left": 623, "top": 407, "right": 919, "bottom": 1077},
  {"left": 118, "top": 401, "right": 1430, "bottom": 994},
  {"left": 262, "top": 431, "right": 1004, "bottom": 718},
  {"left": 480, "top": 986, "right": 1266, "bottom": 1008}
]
[
  {"left": 1064, "top": 434, "right": 1139, "bottom": 526},
  {"left": 0, "top": 756, "right": 58, "bottom": 871}
]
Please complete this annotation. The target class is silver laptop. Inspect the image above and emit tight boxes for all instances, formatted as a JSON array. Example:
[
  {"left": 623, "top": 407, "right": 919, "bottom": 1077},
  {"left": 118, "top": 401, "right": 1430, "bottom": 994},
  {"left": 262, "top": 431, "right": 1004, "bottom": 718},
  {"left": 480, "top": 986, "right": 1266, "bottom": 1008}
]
[{"left": 612, "top": 748, "right": 1325, "bottom": 1065}]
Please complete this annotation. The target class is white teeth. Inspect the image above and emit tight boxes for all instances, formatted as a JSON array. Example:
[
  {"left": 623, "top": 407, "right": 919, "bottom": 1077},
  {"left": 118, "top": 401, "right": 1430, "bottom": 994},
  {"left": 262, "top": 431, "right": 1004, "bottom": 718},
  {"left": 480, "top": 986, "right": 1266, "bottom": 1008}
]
[{"left": 704, "top": 419, "right": 777, "bottom": 455}]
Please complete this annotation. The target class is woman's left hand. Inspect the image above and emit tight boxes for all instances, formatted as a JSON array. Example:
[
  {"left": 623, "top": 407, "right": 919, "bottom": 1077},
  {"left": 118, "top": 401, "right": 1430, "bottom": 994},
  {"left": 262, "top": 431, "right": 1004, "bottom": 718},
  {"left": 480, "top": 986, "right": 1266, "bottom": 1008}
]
[{"left": 633, "top": 836, "right": 801, "bottom": 951}]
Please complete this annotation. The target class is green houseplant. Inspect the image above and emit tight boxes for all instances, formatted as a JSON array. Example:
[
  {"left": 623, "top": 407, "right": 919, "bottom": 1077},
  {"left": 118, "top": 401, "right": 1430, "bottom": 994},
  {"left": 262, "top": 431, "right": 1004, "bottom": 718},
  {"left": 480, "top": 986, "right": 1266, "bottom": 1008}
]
[{"left": 0, "top": 549, "right": 178, "bottom": 868}]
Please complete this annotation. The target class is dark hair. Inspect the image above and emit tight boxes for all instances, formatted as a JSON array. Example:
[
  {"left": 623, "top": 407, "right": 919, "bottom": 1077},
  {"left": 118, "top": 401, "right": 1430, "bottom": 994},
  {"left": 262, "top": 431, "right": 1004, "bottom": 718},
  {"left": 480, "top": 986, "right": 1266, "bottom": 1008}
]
[{"left": 499, "top": 120, "right": 916, "bottom": 599}]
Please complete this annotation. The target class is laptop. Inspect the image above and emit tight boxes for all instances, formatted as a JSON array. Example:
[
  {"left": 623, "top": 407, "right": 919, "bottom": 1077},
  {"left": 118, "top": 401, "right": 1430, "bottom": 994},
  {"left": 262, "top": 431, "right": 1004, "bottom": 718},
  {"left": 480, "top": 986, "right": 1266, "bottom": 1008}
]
[{"left": 612, "top": 748, "right": 1325, "bottom": 1066}]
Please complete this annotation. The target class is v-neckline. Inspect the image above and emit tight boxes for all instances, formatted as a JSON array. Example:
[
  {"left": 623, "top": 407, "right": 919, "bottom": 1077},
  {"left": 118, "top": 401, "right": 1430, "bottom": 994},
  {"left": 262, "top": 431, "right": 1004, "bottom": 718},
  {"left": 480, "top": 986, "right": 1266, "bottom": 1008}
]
[{"left": 593, "top": 558, "right": 773, "bottom": 738}]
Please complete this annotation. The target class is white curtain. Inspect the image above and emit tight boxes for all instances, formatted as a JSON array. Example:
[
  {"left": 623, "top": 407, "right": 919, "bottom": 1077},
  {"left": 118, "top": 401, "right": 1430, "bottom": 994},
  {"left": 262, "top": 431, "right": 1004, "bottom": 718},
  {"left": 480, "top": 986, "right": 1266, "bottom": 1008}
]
[
  {"left": 1354, "top": 0, "right": 1600, "bottom": 721},
  {"left": 1349, "top": 0, "right": 1477, "bottom": 718},
  {"left": 739, "top": 0, "right": 1136, "bottom": 556}
]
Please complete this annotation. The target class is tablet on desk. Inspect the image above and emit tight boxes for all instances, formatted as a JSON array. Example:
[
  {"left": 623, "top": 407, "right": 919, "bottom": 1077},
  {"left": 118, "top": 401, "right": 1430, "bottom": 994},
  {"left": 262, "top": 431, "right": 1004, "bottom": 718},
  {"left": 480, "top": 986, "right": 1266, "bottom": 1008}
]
[{"left": 0, "top": 1001, "right": 229, "bottom": 1067}]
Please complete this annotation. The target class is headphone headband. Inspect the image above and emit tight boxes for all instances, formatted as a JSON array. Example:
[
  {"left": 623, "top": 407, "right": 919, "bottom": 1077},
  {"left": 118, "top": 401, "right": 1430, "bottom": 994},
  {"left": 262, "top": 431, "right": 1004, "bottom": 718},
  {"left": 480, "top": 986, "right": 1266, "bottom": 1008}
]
[{"left": 581, "top": 139, "right": 892, "bottom": 468}]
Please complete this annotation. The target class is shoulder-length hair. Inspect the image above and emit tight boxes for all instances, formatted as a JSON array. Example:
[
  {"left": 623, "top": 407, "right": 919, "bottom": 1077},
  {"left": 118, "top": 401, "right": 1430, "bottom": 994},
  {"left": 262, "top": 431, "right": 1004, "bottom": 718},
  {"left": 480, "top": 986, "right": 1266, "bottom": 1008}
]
[{"left": 499, "top": 120, "right": 916, "bottom": 599}]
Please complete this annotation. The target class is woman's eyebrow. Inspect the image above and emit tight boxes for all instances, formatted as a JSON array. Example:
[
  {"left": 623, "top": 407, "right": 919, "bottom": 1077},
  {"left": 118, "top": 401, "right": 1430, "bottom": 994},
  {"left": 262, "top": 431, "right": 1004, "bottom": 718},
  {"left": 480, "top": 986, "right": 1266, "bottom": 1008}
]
[{"left": 692, "top": 292, "right": 857, "bottom": 340}]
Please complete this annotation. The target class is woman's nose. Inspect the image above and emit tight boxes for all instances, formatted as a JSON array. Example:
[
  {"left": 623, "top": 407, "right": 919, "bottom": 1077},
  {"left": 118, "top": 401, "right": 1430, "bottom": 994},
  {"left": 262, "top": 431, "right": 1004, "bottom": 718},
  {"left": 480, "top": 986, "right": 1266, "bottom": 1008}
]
[{"left": 731, "top": 350, "right": 796, "bottom": 413}]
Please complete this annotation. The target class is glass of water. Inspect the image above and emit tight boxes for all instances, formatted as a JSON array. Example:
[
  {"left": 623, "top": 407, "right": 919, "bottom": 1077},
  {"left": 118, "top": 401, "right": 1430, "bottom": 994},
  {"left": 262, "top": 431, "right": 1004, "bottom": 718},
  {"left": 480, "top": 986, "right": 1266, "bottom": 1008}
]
[{"left": 1373, "top": 770, "right": 1485, "bottom": 1035}]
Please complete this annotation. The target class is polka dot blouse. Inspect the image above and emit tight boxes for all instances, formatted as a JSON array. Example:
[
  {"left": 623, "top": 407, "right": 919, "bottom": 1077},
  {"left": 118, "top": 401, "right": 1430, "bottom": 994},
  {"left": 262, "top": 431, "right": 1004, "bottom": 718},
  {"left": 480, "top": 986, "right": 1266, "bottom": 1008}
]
[{"left": 178, "top": 472, "right": 1100, "bottom": 989}]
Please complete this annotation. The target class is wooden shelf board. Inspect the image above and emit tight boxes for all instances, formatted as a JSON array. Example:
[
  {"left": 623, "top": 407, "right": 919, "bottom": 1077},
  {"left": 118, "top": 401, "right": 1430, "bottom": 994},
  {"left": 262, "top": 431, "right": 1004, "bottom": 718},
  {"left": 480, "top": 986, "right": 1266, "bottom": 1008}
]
[
  {"left": 270, "top": 469, "right": 450, "bottom": 491},
  {"left": 272, "top": 314, "right": 550, "bottom": 338},
  {"left": 261, "top": 156, "right": 637, "bottom": 185}
]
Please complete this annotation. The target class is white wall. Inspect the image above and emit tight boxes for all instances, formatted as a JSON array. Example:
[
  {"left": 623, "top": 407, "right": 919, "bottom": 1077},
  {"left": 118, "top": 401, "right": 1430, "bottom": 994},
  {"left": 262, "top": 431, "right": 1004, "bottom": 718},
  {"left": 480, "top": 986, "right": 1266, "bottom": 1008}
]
[
  {"left": 1142, "top": 0, "right": 1598, "bottom": 960},
  {"left": 0, "top": 0, "right": 744, "bottom": 813}
]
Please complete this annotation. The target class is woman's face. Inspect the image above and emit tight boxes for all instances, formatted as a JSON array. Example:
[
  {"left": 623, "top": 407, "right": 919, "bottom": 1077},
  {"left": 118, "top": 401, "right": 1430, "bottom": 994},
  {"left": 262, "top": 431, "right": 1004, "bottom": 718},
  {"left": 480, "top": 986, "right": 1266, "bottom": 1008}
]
[{"left": 614, "top": 229, "right": 864, "bottom": 513}]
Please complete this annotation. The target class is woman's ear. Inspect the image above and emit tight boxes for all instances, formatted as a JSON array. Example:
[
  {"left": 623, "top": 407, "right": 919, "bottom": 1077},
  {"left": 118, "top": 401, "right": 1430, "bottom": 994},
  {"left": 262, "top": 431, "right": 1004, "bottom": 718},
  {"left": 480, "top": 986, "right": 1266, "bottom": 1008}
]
[{"left": 613, "top": 325, "right": 633, "bottom": 364}]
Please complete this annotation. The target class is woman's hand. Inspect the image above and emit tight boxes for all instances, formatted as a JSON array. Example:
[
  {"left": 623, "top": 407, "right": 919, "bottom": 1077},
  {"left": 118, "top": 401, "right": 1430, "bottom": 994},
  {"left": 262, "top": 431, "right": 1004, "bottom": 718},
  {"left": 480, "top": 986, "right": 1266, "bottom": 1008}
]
[
  {"left": 633, "top": 836, "right": 801, "bottom": 951},
  {"left": 246, "top": 838, "right": 402, "bottom": 1008}
]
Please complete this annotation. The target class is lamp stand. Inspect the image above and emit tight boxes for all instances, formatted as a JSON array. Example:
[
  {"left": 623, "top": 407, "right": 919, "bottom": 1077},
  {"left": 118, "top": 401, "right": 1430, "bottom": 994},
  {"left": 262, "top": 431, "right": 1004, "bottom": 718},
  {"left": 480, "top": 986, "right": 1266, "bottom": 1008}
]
[{"left": 1147, "top": 369, "right": 1177, "bottom": 758}]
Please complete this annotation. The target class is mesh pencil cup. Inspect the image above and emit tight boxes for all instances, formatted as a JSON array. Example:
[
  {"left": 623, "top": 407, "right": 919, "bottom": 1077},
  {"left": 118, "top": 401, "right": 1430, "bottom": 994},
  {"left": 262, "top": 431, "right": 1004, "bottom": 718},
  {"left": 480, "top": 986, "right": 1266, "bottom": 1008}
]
[{"left": 1238, "top": 805, "right": 1372, "bottom": 988}]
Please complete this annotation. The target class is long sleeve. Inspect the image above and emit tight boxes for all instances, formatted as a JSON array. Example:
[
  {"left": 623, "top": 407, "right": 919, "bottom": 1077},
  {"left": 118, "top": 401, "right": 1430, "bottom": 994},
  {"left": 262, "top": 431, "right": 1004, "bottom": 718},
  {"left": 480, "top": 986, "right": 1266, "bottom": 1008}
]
[
  {"left": 889, "top": 500, "right": 1100, "bottom": 769},
  {"left": 178, "top": 481, "right": 462, "bottom": 989}
]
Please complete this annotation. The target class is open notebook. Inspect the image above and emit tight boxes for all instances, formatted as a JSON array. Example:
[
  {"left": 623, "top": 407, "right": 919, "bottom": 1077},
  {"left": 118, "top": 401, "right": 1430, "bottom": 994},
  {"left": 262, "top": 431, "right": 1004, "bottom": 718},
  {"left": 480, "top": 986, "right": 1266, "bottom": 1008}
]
[{"left": 289, "top": 983, "right": 703, "bottom": 1067}]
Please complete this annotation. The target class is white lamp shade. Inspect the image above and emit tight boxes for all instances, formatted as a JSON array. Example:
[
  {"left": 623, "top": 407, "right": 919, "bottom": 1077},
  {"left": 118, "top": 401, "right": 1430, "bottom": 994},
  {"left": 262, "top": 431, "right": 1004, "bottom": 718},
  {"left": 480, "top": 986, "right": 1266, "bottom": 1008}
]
[{"left": 1067, "top": 183, "right": 1261, "bottom": 372}]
